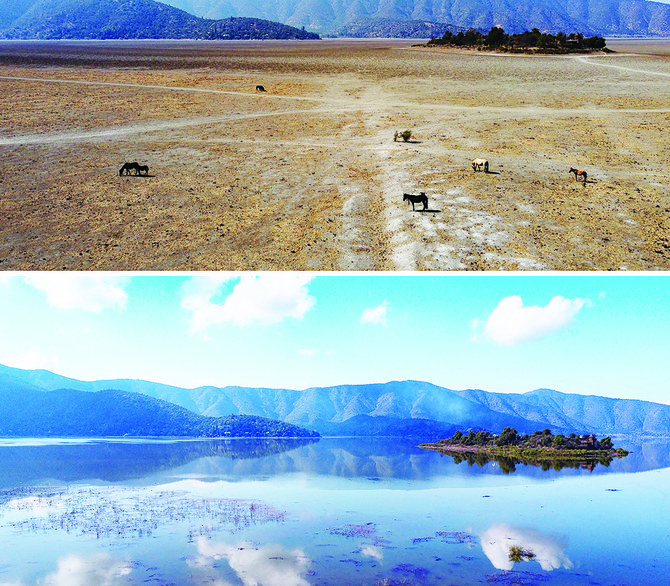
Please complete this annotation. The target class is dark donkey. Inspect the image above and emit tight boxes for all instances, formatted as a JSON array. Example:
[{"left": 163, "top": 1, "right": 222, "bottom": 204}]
[{"left": 403, "top": 192, "right": 428, "bottom": 211}]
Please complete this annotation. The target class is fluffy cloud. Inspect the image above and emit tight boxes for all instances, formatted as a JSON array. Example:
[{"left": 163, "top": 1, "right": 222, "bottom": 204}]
[
  {"left": 480, "top": 524, "right": 573, "bottom": 571},
  {"left": 43, "top": 553, "right": 133, "bottom": 586},
  {"left": 481, "top": 295, "right": 585, "bottom": 346},
  {"left": 360, "top": 300, "right": 388, "bottom": 324},
  {"left": 182, "top": 274, "right": 315, "bottom": 332},
  {"left": 24, "top": 274, "right": 128, "bottom": 312},
  {"left": 188, "top": 537, "right": 311, "bottom": 586}
]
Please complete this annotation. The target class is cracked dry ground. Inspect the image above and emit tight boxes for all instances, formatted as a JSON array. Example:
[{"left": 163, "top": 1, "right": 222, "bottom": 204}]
[{"left": 0, "top": 39, "right": 668, "bottom": 270}]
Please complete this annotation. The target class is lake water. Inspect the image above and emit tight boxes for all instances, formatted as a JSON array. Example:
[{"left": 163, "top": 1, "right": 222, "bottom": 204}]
[{"left": 0, "top": 437, "right": 668, "bottom": 585}]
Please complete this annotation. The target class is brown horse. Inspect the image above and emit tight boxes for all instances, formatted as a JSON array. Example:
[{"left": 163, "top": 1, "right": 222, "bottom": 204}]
[{"left": 569, "top": 167, "right": 587, "bottom": 186}]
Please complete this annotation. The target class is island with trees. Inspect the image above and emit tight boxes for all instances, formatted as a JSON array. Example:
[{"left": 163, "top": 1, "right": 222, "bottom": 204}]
[
  {"left": 420, "top": 427, "right": 629, "bottom": 473},
  {"left": 425, "top": 27, "right": 608, "bottom": 54}
]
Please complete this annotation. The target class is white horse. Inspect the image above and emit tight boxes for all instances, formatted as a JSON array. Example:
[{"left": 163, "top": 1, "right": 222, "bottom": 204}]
[{"left": 472, "top": 158, "right": 489, "bottom": 172}]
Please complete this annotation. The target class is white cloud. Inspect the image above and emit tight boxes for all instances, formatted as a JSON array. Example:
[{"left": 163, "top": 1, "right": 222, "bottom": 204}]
[
  {"left": 481, "top": 295, "right": 585, "bottom": 346},
  {"left": 188, "top": 537, "right": 311, "bottom": 586},
  {"left": 2, "top": 348, "right": 59, "bottom": 371},
  {"left": 182, "top": 274, "right": 315, "bottom": 332},
  {"left": 299, "top": 348, "right": 318, "bottom": 357},
  {"left": 360, "top": 300, "right": 388, "bottom": 324},
  {"left": 43, "top": 553, "right": 133, "bottom": 586},
  {"left": 480, "top": 524, "right": 573, "bottom": 572},
  {"left": 24, "top": 274, "right": 128, "bottom": 312}
]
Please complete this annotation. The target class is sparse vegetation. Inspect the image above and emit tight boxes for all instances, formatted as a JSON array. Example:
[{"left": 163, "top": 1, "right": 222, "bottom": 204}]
[
  {"left": 427, "top": 27, "right": 608, "bottom": 54},
  {"left": 397, "top": 129, "right": 412, "bottom": 142},
  {"left": 508, "top": 545, "right": 536, "bottom": 563}
]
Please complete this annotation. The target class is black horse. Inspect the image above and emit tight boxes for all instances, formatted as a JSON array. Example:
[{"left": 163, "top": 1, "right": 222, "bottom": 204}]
[
  {"left": 119, "top": 162, "right": 140, "bottom": 176},
  {"left": 119, "top": 162, "right": 149, "bottom": 176},
  {"left": 256, "top": 85, "right": 266, "bottom": 92},
  {"left": 403, "top": 192, "right": 428, "bottom": 211}
]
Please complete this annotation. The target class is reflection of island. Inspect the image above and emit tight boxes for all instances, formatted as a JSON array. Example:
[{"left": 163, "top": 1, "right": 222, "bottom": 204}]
[
  {"left": 420, "top": 428, "right": 629, "bottom": 473},
  {"left": 480, "top": 524, "right": 573, "bottom": 571}
]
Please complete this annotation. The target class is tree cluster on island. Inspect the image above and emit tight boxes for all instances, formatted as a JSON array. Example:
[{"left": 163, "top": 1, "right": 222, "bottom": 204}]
[
  {"left": 427, "top": 27, "right": 607, "bottom": 53},
  {"left": 426, "top": 427, "right": 628, "bottom": 457}
]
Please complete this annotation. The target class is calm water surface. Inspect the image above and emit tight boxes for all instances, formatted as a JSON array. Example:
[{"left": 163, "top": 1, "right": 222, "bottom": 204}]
[{"left": 0, "top": 437, "right": 668, "bottom": 585}]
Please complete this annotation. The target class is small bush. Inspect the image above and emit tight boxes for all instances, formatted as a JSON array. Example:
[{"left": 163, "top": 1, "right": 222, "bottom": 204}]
[{"left": 400, "top": 130, "right": 412, "bottom": 142}]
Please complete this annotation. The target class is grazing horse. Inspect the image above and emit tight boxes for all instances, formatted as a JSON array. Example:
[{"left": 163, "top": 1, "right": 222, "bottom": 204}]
[
  {"left": 119, "top": 162, "right": 140, "bottom": 176},
  {"left": 256, "top": 85, "right": 266, "bottom": 92},
  {"left": 136, "top": 164, "right": 149, "bottom": 176},
  {"left": 403, "top": 192, "right": 428, "bottom": 211},
  {"left": 472, "top": 158, "right": 489, "bottom": 172},
  {"left": 569, "top": 167, "right": 587, "bottom": 185}
]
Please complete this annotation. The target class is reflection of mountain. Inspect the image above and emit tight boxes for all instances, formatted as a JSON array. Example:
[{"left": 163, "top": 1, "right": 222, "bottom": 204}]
[
  {"left": 4, "top": 365, "right": 670, "bottom": 438},
  {"left": 0, "top": 437, "right": 317, "bottom": 486},
  {"left": 1, "top": 437, "right": 667, "bottom": 488}
]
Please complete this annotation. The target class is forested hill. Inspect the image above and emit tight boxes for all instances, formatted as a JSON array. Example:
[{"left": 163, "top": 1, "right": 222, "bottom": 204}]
[
  {"left": 158, "top": 0, "right": 670, "bottom": 36},
  {"left": 0, "top": 0, "right": 320, "bottom": 40},
  {"left": 0, "top": 386, "right": 320, "bottom": 438}
]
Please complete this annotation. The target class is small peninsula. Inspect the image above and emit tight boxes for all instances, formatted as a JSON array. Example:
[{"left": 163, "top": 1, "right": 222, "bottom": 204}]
[{"left": 421, "top": 427, "right": 629, "bottom": 464}]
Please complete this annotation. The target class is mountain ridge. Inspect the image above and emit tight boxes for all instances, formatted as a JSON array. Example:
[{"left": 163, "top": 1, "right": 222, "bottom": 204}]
[
  {"left": 0, "top": 0, "right": 320, "bottom": 40},
  {"left": 0, "top": 383, "right": 320, "bottom": 438},
  {"left": 3, "top": 364, "right": 669, "bottom": 437},
  {"left": 156, "top": 0, "right": 670, "bottom": 36}
]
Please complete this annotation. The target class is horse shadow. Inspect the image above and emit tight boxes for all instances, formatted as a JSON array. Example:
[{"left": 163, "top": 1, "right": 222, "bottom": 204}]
[
  {"left": 413, "top": 208, "right": 441, "bottom": 213},
  {"left": 485, "top": 170, "right": 501, "bottom": 175}
]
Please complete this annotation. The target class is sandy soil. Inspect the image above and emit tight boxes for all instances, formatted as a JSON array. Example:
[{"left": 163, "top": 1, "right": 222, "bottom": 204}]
[{"left": 0, "top": 39, "right": 668, "bottom": 270}]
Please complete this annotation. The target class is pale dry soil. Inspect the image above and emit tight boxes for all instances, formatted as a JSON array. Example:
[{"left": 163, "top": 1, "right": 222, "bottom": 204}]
[{"left": 0, "top": 39, "right": 668, "bottom": 270}]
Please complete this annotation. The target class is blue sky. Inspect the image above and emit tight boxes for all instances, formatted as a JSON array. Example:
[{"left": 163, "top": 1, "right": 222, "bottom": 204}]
[{"left": 0, "top": 273, "right": 668, "bottom": 404}]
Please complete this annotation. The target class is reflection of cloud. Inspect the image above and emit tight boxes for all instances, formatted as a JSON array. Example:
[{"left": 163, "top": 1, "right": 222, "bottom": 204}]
[
  {"left": 189, "top": 537, "right": 311, "bottom": 586},
  {"left": 360, "top": 545, "right": 383, "bottom": 561},
  {"left": 43, "top": 553, "right": 132, "bottom": 586},
  {"left": 480, "top": 524, "right": 573, "bottom": 571}
]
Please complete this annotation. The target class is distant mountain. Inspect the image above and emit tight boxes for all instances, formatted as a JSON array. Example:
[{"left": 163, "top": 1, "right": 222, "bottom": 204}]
[
  {"left": 158, "top": 0, "right": 670, "bottom": 36},
  {"left": 0, "top": 0, "right": 320, "bottom": 40},
  {"left": 4, "top": 364, "right": 670, "bottom": 438},
  {"left": 327, "top": 19, "right": 467, "bottom": 39},
  {"left": 0, "top": 385, "right": 319, "bottom": 438}
]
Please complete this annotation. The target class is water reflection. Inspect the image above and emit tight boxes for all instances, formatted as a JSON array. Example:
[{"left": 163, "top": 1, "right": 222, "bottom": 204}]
[
  {"left": 0, "top": 437, "right": 318, "bottom": 487},
  {"left": 0, "top": 437, "right": 668, "bottom": 488},
  {"left": 43, "top": 553, "right": 133, "bottom": 586},
  {"left": 444, "top": 450, "right": 614, "bottom": 473},
  {"left": 188, "top": 537, "right": 312, "bottom": 586},
  {"left": 480, "top": 524, "right": 573, "bottom": 572}
]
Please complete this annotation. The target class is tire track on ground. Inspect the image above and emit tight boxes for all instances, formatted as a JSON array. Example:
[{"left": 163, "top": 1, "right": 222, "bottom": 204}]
[
  {"left": 574, "top": 55, "right": 670, "bottom": 78},
  {"left": 0, "top": 107, "right": 355, "bottom": 146}
]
